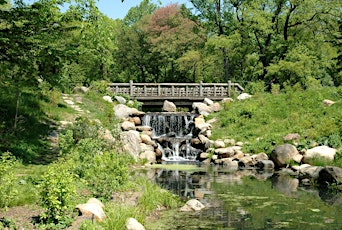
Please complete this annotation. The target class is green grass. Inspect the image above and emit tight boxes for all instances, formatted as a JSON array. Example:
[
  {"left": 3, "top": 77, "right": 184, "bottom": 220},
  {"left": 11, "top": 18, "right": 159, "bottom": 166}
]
[
  {"left": 209, "top": 87, "right": 342, "bottom": 160},
  {"left": 79, "top": 177, "right": 181, "bottom": 230}
]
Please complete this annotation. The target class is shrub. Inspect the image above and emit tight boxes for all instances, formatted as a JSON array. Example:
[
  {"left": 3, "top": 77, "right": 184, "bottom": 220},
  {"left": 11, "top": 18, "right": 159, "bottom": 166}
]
[
  {"left": 37, "top": 159, "right": 76, "bottom": 227},
  {"left": 82, "top": 151, "right": 131, "bottom": 200},
  {"left": 0, "top": 152, "right": 18, "bottom": 209}
]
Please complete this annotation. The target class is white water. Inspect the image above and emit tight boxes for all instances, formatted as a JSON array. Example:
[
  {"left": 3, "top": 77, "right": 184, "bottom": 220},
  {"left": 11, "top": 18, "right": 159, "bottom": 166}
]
[{"left": 142, "top": 112, "right": 199, "bottom": 161}]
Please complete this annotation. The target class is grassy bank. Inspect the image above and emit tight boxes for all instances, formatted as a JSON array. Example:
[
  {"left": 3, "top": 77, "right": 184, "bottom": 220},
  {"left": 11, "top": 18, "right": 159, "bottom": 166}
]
[{"left": 209, "top": 84, "right": 342, "bottom": 166}]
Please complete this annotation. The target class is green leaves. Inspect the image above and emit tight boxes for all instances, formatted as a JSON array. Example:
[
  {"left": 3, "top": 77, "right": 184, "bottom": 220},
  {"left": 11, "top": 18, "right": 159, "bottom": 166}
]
[{"left": 0, "top": 152, "right": 18, "bottom": 209}]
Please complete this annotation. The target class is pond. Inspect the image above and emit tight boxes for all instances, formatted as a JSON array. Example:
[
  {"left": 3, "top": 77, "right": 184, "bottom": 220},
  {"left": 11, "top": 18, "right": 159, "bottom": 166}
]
[{"left": 143, "top": 164, "right": 342, "bottom": 229}]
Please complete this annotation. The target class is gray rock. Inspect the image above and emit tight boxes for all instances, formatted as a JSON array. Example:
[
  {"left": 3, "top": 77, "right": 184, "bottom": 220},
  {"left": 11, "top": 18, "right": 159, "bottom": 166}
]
[
  {"left": 120, "top": 130, "right": 141, "bottom": 160},
  {"left": 298, "top": 165, "right": 323, "bottom": 180},
  {"left": 214, "top": 147, "right": 235, "bottom": 158},
  {"left": 209, "top": 102, "right": 221, "bottom": 112},
  {"left": 102, "top": 96, "right": 113, "bottom": 103},
  {"left": 238, "top": 156, "right": 256, "bottom": 168},
  {"left": 163, "top": 100, "right": 177, "bottom": 112},
  {"left": 139, "top": 150, "right": 156, "bottom": 164},
  {"left": 115, "top": 95, "right": 127, "bottom": 104},
  {"left": 76, "top": 198, "right": 106, "bottom": 221},
  {"left": 251, "top": 152, "right": 269, "bottom": 161},
  {"left": 121, "top": 121, "right": 136, "bottom": 131},
  {"left": 192, "top": 102, "right": 212, "bottom": 116},
  {"left": 317, "top": 166, "right": 342, "bottom": 186},
  {"left": 214, "top": 140, "right": 225, "bottom": 148},
  {"left": 126, "top": 217, "right": 145, "bottom": 230},
  {"left": 303, "top": 146, "right": 336, "bottom": 163},
  {"left": 270, "top": 144, "right": 299, "bottom": 168},
  {"left": 114, "top": 104, "right": 144, "bottom": 119},
  {"left": 203, "top": 98, "right": 214, "bottom": 105}
]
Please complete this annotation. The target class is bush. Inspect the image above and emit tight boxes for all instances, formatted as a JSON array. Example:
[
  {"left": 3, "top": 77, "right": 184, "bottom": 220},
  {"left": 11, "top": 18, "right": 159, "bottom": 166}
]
[
  {"left": 81, "top": 151, "right": 131, "bottom": 200},
  {"left": 38, "top": 159, "right": 76, "bottom": 227},
  {"left": 0, "top": 152, "right": 18, "bottom": 209}
]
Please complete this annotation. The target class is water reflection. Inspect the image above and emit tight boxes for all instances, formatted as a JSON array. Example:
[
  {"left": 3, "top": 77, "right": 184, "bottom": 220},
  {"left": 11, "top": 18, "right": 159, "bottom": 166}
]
[{"left": 145, "top": 165, "right": 342, "bottom": 229}]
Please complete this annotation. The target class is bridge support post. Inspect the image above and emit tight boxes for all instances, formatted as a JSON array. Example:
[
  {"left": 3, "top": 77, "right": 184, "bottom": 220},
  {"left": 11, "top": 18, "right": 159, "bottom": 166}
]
[
  {"left": 200, "top": 81, "right": 203, "bottom": 97},
  {"left": 129, "top": 80, "right": 133, "bottom": 97},
  {"left": 228, "top": 80, "right": 231, "bottom": 97}
]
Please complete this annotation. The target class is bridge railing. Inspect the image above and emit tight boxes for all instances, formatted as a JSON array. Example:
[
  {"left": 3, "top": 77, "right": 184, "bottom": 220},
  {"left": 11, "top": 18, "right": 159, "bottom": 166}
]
[{"left": 108, "top": 80, "right": 244, "bottom": 99}]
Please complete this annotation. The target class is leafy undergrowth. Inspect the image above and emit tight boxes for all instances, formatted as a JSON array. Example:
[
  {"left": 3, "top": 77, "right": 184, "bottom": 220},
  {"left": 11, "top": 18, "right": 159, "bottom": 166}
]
[
  {"left": 209, "top": 85, "right": 342, "bottom": 166},
  {"left": 0, "top": 84, "right": 182, "bottom": 229}
]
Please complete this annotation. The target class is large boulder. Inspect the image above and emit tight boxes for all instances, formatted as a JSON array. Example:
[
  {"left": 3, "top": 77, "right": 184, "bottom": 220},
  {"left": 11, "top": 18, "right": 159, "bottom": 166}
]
[
  {"left": 294, "top": 165, "right": 323, "bottom": 180},
  {"left": 270, "top": 144, "right": 300, "bottom": 168},
  {"left": 303, "top": 146, "right": 336, "bottom": 163},
  {"left": 139, "top": 150, "right": 156, "bottom": 164},
  {"left": 121, "top": 121, "right": 136, "bottom": 131},
  {"left": 192, "top": 102, "right": 212, "bottom": 116},
  {"left": 114, "top": 104, "right": 144, "bottom": 120},
  {"left": 194, "top": 115, "right": 206, "bottom": 128},
  {"left": 163, "top": 100, "right": 177, "bottom": 112},
  {"left": 126, "top": 217, "right": 145, "bottom": 230},
  {"left": 120, "top": 130, "right": 141, "bottom": 160},
  {"left": 209, "top": 102, "right": 222, "bottom": 112},
  {"left": 180, "top": 199, "right": 205, "bottom": 212},
  {"left": 203, "top": 98, "right": 214, "bottom": 106},
  {"left": 76, "top": 198, "right": 106, "bottom": 221},
  {"left": 317, "top": 166, "right": 342, "bottom": 186}
]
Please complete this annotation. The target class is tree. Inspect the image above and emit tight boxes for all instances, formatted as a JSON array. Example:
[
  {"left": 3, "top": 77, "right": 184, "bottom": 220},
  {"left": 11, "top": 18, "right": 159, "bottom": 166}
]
[
  {"left": 188, "top": 0, "right": 342, "bottom": 87},
  {"left": 115, "top": 0, "right": 158, "bottom": 82},
  {"left": 144, "top": 3, "right": 205, "bottom": 82}
]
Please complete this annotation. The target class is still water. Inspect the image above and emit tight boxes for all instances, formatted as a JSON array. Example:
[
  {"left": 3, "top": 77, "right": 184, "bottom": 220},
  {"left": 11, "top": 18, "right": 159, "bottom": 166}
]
[{"left": 144, "top": 164, "right": 342, "bottom": 230}]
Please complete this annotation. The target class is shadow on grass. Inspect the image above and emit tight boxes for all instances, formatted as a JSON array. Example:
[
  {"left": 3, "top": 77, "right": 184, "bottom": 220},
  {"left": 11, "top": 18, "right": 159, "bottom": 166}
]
[{"left": 0, "top": 89, "right": 59, "bottom": 165}]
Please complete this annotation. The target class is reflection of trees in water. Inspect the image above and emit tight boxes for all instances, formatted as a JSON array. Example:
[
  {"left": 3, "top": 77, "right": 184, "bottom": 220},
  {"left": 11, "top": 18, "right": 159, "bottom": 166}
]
[{"left": 154, "top": 169, "right": 196, "bottom": 199}]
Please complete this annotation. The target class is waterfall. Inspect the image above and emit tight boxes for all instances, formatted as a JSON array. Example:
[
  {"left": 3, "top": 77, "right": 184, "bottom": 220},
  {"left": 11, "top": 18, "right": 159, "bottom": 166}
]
[{"left": 142, "top": 112, "right": 199, "bottom": 161}]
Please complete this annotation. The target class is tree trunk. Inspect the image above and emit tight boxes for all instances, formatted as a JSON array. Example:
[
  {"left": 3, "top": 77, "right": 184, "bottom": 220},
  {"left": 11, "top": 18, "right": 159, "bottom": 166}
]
[{"left": 14, "top": 72, "right": 21, "bottom": 130}]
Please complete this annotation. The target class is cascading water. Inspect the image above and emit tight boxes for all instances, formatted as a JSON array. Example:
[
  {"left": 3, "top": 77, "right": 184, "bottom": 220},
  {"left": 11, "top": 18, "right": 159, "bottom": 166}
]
[{"left": 142, "top": 112, "right": 201, "bottom": 161}]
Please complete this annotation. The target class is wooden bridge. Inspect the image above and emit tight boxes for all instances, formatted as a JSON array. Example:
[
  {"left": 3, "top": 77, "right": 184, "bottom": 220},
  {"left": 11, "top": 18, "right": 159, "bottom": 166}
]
[{"left": 108, "top": 80, "right": 244, "bottom": 106}]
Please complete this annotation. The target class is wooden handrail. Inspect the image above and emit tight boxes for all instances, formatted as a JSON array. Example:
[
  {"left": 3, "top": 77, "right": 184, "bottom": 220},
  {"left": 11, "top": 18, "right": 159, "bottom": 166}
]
[{"left": 108, "top": 80, "right": 244, "bottom": 100}]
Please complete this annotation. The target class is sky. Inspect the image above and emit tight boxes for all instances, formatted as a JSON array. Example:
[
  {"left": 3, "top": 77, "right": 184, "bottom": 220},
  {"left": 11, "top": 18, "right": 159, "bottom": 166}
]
[
  {"left": 98, "top": 0, "right": 190, "bottom": 19},
  {"left": 22, "top": 0, "right": 191, "bottom": 20}
]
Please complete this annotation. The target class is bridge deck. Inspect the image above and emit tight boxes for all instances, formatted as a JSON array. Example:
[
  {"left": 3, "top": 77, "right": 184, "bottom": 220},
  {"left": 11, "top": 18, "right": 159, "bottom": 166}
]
[{"left": 108, "top": 81, "right": 244, "bottom": 106}]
